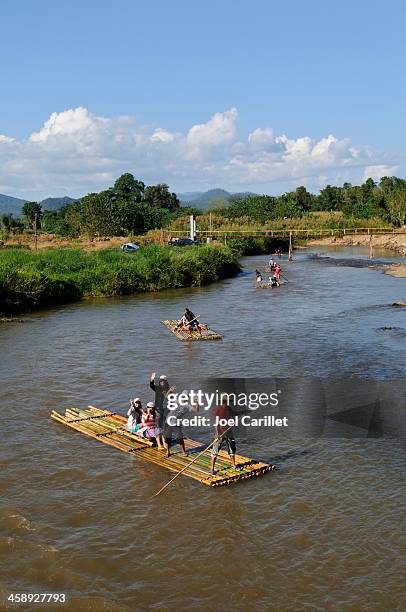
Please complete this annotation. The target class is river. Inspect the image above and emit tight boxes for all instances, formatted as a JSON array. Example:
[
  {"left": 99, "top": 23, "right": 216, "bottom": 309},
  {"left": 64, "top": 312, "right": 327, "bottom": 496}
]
[{"left": 1, "top": 246, "right": 405, "bottom": 611}]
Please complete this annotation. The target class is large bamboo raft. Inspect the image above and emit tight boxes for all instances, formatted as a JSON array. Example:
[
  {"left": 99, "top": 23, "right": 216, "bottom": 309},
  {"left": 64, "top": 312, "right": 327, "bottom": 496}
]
[
  {"left": 51, "top": 406, "right": 275, "bottom": 487},
  {"left": 162, "top": 319, "right": 223, "bottom": 341}
]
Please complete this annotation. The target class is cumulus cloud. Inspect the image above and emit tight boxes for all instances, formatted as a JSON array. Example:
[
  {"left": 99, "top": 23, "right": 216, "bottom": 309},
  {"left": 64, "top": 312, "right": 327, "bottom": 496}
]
[
  {"left": 362, "top": 164, "right": 399, "bottom": 182},
  {"left": 0, "top": 106, "right": 402, "bottom": 199}
]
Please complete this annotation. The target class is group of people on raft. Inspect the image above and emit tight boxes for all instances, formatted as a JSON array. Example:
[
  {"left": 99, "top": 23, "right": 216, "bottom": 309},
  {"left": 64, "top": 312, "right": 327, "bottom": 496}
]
[
  {"left": 126, "top": 372, "right": 240, "bottom": 474},
  {"left": 126, "top": 372, "right": 182, "bottom": 457},
  {"left": 256, "top": 259, "right": 282, "bottom": 288}
]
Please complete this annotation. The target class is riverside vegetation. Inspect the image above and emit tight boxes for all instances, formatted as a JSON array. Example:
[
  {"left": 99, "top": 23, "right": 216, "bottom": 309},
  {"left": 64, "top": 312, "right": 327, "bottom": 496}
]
[
  {"left": 2, "top": 172, "right": 406, "bottom": 315},
  {"left": 0, "top": 245, "right": 241, "bottom": 315}
]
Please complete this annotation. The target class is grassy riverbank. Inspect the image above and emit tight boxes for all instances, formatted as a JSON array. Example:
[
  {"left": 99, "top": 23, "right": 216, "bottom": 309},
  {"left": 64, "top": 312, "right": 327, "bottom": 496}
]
[{"left": 0, "top": 244, "right": 241, "bottom": 315}]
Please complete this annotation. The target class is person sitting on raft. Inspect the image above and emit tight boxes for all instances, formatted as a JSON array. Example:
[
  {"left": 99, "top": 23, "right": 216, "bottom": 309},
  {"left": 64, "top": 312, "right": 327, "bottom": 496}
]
[
  {"left": 268, "top": 258, "right": 275, "bottom": 270},
  {"left": 274, "top": 263, "right": 282, "bottom": 280},
  {"left": 255, "top": 269, "right": 263, "bottom": 286},
  {"left": 137, "top": 401, "right": 165, "bottom": 449},
  {"left": 270, "top": 274, "right": 280, "bottom": 288},
  {"left": 177, "top": 307, "right": 202, "bottom": 336},
  {"left": 210, "top": 403, "right": 241, "bottom": 475},
  {"left": 127, "top": 397, "right": 143, "bottom": 432}
]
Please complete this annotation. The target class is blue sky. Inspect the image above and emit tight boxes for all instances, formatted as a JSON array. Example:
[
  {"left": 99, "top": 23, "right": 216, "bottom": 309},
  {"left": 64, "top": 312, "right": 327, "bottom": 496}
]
[{"left": 0, "top": 0, "right": 405, "bottom": 198}]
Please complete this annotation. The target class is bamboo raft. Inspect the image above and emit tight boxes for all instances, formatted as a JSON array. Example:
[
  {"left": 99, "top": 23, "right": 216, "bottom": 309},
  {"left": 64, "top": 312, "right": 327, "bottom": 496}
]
[
  {"left": 162, "top": 319, "right": 223, "bottom": 341},
  {"left": 51, "top": 406, "right": 275, "bottom": 487}
]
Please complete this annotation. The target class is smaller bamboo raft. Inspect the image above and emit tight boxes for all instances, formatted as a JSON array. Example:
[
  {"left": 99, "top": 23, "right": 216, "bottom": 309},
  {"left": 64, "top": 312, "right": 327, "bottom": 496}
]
[
  {"left": 162, "top": 319, "right": 223, "bottom": 341},
  {"left": 51, "top": 406, "right": 275, "bottom": 487}
]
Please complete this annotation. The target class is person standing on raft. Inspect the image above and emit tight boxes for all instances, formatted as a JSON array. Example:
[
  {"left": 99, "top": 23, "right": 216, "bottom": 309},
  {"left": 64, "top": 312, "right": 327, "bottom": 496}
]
[
  {"left": 150, "top": 372, "right": 173, "bottom": 430},
  {"left": 163, "top": 391, "right": 199, "bottom": 458},
  {"left": 210, "top": 404, "right": 241, "bottom": 475}
]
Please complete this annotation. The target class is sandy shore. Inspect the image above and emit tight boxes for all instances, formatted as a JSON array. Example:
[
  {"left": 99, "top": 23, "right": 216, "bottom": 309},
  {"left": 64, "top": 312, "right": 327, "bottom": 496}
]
[{"left": 308, "top": 233, "right": 406, "bottom": 277}]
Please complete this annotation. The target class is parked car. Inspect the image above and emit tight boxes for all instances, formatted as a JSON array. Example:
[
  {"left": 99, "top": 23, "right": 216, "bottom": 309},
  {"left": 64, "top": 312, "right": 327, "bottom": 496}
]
[
  {"left": 121, "top": 242, "right": 140, "bottom": 252},
  {"left": 168, "top": 237, "right": 200, "bottom": 246}
]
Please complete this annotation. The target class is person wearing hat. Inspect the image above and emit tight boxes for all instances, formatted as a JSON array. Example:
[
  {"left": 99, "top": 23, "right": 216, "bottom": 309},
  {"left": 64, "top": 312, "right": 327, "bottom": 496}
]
[
  {"left": 150, "top": 372, "right": 172, "bottom": 429},
  {"left": 127, "top": 397, "right": 143, "bottom": 432},
  {"left": 138, "top": 401, "right": 165, "bottom": 449}
]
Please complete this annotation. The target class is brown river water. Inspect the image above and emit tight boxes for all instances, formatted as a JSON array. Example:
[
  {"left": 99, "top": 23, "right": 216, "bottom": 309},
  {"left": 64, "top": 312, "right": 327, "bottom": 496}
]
[{"left": 1, "top": 247, "right": 405, "bottom": 611}]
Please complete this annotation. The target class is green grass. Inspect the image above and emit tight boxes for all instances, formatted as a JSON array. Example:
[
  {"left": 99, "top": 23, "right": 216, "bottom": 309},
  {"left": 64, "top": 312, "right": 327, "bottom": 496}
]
[{"left": 0, "top": 244, "right": 241, "bottom": 315}]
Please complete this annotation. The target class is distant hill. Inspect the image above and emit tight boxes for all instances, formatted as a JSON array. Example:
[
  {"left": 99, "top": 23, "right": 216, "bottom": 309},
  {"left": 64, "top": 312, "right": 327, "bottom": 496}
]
[
  {"left": 40, "top": 196, "right": 78, "bottom": 211},
  {"left": 0, "top": 194, "right": 27, "bottom": 216},
  {"left": 178, "top": 188, "right": 257, "bottom": 210},
  {"left": 178, "top": 191, "right": 204, "bottom": 203},
  {"left": 0, "top": 194, "right": 78, "bottom": 217}
]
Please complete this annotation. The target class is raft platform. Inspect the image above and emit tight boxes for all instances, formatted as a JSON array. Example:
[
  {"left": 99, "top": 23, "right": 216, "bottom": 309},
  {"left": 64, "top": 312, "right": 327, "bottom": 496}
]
[
  {"left": 51, "top": 406, "right": 275, "bottom": 487},
  {"left": 162, "top": 319, "right": 223, "bottom": 341}
]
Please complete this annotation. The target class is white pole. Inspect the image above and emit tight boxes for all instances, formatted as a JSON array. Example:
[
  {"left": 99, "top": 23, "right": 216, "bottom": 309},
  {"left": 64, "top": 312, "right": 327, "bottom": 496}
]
[{"left": 190, "top": 215, "right": 196, "bottom": 241}]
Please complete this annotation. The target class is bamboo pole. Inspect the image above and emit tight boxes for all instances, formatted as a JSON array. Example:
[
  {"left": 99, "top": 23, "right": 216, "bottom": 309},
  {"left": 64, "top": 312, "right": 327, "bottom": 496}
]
[{"left": 152, "top": 427, "right": 232, "bottom": 497}]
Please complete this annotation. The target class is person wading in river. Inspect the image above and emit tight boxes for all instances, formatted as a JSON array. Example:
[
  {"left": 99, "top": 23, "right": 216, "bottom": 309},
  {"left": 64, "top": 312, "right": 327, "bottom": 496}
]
[{"left": 255, "top": 269, "right": 263, "bottom": 287}]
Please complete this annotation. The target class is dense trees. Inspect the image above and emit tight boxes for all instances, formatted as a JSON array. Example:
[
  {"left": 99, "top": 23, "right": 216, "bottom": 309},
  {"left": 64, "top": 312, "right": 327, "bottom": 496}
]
[
  {"left": 214, "top": 177, "right": 406, "bottom": 226},
  {"left": 35, "top": 173, "right": 181, "bottom": 238},
  {"left": 22, "top": 201, "right": 42, "bottom": 229},
  {"left": 3, "top": 173, "right": 406, "bottom": 241},
  {"left": 386, "top": 190, "right": 406, "bottom": 226}
]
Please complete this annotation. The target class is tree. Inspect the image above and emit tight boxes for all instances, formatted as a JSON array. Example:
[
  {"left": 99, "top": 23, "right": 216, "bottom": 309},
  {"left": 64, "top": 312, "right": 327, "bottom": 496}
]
[
  {"left": 318, "top": 185, "right": 343, "bottom": 211},
  {"left": 41, "top": 210, "right": 60, "bottom": 233},
  {"left": 143, "top": 183, "right": 180, "bottom": 212},
  {"left": 79, "top": 192, "right": 120, "bottom": 237},
  {"left": 386, "top": 190, "right": 406, "bottom": 227},
  {"left": 113, "top": 173, "right": 145, "bottom": 201},
  {"left": 294, "top": 186, "right": 314, "bottom": 212},
  {"left": 379, "top": 176, "right": 406, "bottom": 193},
  {"left": 22, "top": 201, "right": 42, "bottom": 229}
]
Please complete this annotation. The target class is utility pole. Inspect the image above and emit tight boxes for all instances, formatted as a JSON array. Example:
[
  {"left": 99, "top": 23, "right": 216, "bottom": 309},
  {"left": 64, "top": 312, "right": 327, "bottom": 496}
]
[
  {"left": 288, "top": 231, "right": 293, "bottom": 261},
  {"left": 190, "top": 215, "right": 196, "bottom": 241}
]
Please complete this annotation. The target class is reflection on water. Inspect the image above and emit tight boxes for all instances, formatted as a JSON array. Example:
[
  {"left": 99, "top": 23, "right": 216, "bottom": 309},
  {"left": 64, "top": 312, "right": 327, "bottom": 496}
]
[{"left": 0, "top": 247, "right": 405, "bottom": 610}]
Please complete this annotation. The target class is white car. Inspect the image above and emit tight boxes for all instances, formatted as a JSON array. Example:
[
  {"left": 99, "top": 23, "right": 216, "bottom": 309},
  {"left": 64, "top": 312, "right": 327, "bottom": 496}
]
[{"left": 121, "top": 242, "right": 140, "bottom": 252}]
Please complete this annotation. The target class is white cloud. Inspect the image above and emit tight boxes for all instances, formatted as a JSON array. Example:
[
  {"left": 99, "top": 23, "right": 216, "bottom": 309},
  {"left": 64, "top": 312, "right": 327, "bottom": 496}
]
[
  {"left": 362, "top": 164, "right": 399, "bottom": 182},
  {"left": 0, "top": 106, "right": 403, "bottom": 199}
]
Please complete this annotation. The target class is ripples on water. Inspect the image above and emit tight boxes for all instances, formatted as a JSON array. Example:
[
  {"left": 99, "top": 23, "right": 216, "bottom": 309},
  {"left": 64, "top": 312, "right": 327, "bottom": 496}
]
[{"left": 0, "top": 247, "right": 405, "bottom": 610}]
